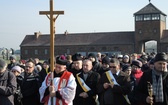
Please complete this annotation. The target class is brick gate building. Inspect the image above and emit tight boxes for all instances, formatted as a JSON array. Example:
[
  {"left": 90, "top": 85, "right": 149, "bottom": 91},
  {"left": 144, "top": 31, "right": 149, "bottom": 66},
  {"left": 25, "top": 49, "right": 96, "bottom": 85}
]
[{"left": 20, "top": 2, "right": 168, "bottom": 60}]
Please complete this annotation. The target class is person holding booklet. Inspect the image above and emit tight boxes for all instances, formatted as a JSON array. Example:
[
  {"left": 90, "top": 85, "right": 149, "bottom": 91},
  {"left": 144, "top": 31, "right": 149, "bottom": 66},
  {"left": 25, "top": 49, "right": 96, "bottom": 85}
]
[
  {"left": 73, "top": 59, "right": 100, "bottom": 105},
  {"left": 97, "top": 58, "right": 131, "bottom": 105}
]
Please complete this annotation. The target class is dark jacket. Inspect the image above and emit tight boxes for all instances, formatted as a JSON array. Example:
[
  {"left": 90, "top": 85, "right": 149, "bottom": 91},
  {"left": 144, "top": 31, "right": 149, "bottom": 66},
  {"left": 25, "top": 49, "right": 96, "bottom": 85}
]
[
  {"left": 136, "top": 70, "right": 168, "bottom": 105},
  {"left": 68, "top": 68, "right": 82, "bottom": 77},
  {"left": 97, "top": 70, "right": 131, "bottom": 105},
  {"left": 128, "top": 74, "right": 138, "bottom": 105},
  {"left": 14, "top": 76, "right": 23, "bottom": 105},
  {"left": 39, "top": 67, "right": 51, "bottom": 85},
  {"left": 17, "top": 72, "right": 40, "bottom": 105},
  {"left": 73, "top": 70, "right": 100, "bottom": 105},
  {"left": 92, "top": 61, "right": 101, "bottom": 72},
  {"left": 97, "top": 67, "right": 109, "bottom": 77},
  {"left": 0, "top": 70, "right": 17, "bottom": 105},
  {"left": 7, "top": 62, "right": 19, "bottom": 71}
]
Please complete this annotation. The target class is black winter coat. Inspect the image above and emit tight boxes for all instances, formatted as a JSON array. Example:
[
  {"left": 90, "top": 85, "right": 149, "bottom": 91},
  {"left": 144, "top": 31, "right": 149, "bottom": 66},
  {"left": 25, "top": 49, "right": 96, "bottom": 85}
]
[
  {"left": 73, "top": 70, "right": 100, "bottom": 105},
  {"left": 136, "top": 70, "right": 168, "bottom": 105},
  {"left": 97, "top": 70, "right": 131, "bottom": 105},
  {"left": 39, "top": 67, "right": 51, "bottom": 85},
  {"left": 17, "top": 72, "right": 40, "bottom": 105}
]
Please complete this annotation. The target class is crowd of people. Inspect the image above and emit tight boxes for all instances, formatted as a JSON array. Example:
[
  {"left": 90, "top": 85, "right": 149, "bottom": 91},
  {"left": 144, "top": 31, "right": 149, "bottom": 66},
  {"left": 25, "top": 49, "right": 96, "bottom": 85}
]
[{"left": 0, "top": 51, "right": 168, "bottom": 105}]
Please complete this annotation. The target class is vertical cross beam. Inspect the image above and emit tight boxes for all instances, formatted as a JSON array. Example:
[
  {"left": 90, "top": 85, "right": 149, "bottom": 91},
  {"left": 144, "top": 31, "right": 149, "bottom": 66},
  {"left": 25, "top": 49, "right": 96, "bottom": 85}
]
[{"left": 39, "top": 0, "right": 64, "bottom": 105}]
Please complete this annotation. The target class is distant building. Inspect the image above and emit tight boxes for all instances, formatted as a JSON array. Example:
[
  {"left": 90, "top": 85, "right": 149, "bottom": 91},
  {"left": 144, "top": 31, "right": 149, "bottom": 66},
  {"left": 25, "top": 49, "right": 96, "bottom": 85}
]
[{"left": 20, "top": 2, "right": 168, "bottom": 60}]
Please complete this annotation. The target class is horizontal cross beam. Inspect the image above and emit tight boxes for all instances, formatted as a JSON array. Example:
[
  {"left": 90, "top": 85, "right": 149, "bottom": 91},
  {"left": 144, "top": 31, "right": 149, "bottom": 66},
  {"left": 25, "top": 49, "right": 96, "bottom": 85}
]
[{"left": 39, "top": 11, "right": 64, "bottom": 15}]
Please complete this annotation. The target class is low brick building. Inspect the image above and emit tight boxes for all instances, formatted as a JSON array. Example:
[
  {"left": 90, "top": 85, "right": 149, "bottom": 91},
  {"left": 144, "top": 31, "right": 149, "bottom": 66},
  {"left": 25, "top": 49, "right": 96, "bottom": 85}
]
[{"left": 20, "top": 2, "right": 168, "bottom": 60}]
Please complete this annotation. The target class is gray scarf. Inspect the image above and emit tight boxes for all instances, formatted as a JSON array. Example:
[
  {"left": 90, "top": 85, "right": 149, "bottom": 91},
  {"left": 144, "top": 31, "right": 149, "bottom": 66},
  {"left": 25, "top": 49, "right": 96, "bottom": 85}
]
[
  {"left": 152, "top": 69, "right": 164, "bottom": 102},
  {"left": 83, "top": 73, "right": 88, "bottom": 81}
]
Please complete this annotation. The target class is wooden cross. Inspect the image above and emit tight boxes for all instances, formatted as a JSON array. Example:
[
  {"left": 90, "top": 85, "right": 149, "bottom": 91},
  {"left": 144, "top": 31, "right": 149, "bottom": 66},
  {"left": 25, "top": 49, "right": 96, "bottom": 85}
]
[{"left": 39, "top": 0, "right": 64, "bottom": 105}]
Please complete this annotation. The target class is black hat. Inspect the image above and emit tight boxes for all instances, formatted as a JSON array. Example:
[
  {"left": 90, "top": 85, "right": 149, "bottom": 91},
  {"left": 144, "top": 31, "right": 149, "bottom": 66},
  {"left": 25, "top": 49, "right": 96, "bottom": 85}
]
[
  {"left": 102, "top": 56, "right": 110, "bottom": 65},
  {"left": 0, "top": 59, "right": 7, "bottom": 70},
  {"left": 140, "top": 55, "right": 147, "bottom": 61},
  {"left": 72, "top": 53, "right": 83, "bottom": 61},
  {"left": 9, "top": 55, "right": 16, "bottom": 60},
  {"left": 131, "top": 60, "right": 142, "bottom": 68},
  {"left": 122, "top": 64, "right": 131, "bottom": 72},
  {"left": 154, "top": 52, "right": 168, "bottom": 63},
  {"left": 88, "top": 53, "right": 96, "bottom": 58},
  {"left": 43, "top": 60, "right": 49, "bottom": 65},
  {"left": 56, "top": 55, "right": 67, "bottom": 65},
  {"left": 149, "top": 58, "right": 155, "bottom": 65}
]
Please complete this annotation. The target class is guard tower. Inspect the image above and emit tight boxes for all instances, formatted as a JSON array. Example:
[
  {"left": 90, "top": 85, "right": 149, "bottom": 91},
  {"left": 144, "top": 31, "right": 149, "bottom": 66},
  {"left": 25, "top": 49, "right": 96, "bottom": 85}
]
[{"left": 134, "top": 2, "right": 167, "bottom": 53}]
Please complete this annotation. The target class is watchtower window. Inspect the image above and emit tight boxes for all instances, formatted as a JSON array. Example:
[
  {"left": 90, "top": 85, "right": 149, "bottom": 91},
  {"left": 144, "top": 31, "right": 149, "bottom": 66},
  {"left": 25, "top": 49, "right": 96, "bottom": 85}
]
[
  {"left": 139, "top": 29, "right": 142, "bottom": 34},
  {"left": 35, "top": 50, "right": 38, "bottom": 55},
  {"left": 161, "top": 14, "right": 166, "bottom": 21},
  {"left": 152, "top": 14, "right": 160, "bottom": 20},
  {"left": 144, "top": 14, "right": 151, "bottom": 21},
  {"left": 66, "top": 49, "right": 70, "bottom": 54},
  {"left": 25, "top": 50, "right": 28, "bottom": 55},
  {"left": 135, "top": 15, "right": 143, "bottom": 21},
  {"left": 44, "top": 49, "right": 48, "bottom": 55}
]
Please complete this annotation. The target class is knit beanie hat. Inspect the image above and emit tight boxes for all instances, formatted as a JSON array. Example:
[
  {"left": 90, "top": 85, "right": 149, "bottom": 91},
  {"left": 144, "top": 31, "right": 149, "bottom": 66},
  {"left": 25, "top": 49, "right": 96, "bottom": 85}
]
[
  {"left": 122, "top": 64, "right": 132, "bottom": 72},
  {"left": 9, "top": 55, "right": 17, "bottom": 60},
  {"left": 131, "top": 60, "right": 142, "bottom": 68},
  {"left": 11, "top": 66, "right": 21, "bottom": 73},
  {"left": 88, "top": 53, "right": 96, "bottom": 58},
  {"left": 102, "top": 56, "right": 110, "bottom": 65},
  {"left": 149, "top": 58, "right": 155, "bottom": 65},
  {"left": 72, "top": 53, "right": 83, "bottom": 61},
  {"left": 154, "top": 52, "right": 168, "bottom": 63}
]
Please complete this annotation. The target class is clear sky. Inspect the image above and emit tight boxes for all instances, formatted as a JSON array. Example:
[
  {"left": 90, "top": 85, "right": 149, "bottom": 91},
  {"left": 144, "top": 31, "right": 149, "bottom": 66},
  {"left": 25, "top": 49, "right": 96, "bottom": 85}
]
[{"left": 0, "top": 0, "right": 168, "bottom": 50}]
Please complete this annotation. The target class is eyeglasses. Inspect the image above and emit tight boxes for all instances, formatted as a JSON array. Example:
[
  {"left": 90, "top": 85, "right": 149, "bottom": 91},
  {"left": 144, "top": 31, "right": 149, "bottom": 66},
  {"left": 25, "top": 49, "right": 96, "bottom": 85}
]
[
  {"left": 25, "top": 66, "right": 33, "bottom": 69},
  {"left": 109, "top": 66, "right": 116, "bottom": 69}
]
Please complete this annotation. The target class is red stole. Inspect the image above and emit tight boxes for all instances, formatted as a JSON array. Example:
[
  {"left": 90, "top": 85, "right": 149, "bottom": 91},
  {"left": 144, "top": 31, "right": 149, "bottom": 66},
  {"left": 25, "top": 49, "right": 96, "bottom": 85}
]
[{"left": 42, "top": 71, "right": 71, "bottom": 105}]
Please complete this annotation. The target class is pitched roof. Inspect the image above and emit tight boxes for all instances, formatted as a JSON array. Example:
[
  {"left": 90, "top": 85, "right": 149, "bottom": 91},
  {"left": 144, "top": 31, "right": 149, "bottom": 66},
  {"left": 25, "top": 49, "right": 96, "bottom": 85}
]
[
  {"left": 134, "top": 3, "right": 166, "bottom": 16},
  {"left": 20, "top": 31, "right": 135, "bottom": 47}
]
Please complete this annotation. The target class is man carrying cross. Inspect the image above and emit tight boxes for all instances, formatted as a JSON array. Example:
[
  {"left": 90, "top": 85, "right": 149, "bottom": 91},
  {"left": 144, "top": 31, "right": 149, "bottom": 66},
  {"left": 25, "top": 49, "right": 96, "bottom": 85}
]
[{"left": 39, "top": 55, "right": 77, "bottom": 105}]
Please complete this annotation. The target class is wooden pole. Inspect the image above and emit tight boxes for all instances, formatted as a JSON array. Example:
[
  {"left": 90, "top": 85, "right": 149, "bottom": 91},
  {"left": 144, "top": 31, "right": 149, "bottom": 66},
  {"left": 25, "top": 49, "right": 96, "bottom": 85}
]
[
  {"left": 49, "top": 0, "right": 54, "bottom": 74},
  {"left": 50, "top": 1, "right": 54, "bottom": 104}
]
